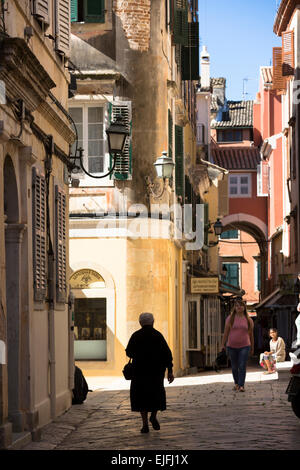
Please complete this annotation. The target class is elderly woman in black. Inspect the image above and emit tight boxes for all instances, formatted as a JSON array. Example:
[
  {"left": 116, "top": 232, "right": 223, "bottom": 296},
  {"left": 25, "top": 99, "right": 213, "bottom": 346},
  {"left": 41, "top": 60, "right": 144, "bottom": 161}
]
[{"left": 125, "top": 313, "right": 174, "bottom": 433}]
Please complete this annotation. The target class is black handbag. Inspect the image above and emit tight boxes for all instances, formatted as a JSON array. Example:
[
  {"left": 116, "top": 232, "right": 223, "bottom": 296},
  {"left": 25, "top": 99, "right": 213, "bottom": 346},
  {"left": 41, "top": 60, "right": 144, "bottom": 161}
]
[
  {"left": 123, "top": 358, "right": 134, "bottom": 380},
  {"left": 213, "top": 349, "right": 227, "bottom": 372}
]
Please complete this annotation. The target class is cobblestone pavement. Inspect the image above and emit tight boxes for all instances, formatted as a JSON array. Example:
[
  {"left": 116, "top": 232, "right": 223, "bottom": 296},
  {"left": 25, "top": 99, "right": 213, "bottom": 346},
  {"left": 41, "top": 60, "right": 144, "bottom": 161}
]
[{"left": 18, "top": 366, "right": 300, "bottom": 451}]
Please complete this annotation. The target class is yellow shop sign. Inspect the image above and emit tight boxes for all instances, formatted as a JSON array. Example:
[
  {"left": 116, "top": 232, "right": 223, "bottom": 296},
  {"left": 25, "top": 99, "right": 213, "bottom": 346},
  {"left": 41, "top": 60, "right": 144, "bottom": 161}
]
[{"left": 190, "top": 277, "right": 219, "bottom": 294}]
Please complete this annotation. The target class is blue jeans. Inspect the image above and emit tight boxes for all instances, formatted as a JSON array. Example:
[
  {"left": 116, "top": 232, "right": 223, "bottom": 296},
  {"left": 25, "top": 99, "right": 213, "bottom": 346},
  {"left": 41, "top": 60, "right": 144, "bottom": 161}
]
[{"left": 227, "top": 346, "right": 250, "bottom": 387}]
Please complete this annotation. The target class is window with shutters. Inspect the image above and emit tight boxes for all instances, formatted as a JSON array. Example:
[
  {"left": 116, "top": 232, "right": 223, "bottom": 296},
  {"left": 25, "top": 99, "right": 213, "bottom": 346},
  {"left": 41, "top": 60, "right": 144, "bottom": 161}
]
[
  {"left": 55, "top": 185, "right": 67, "bottom": 303},
  {"left": 223, "top": 263, "right": 240, "bottom": 288},
  {"left": 282, "top": 30, "right": 294, "bottom": 77},
  {"left": 55, "top": 0, "right": 70, "bottom": 57},
  {"left": 108, "top": 101, "right": 132, "bottom": 181},
  {"left": 32, "top": 0, "right": 50, "bottom": 26},
  {"left": 173, "top": 0, "right": 188, "bottom": 46},
  {"left": 175, "top": 125, "right": 184, "bottom": 200},
  {"left": 69, "top": 103, "right": 114, "bottom": 185},
  {"left": 71, "top": 0, "right": 105, "bottom": 23},
  {"left": 32, "top": 167, "right": 47, "bottom": 302},
  {"left": 181, "top": 22, "right": 199, "bottom": 80},
  {"left": 272, "top": 47, "right": 286, "bottom": 92}
]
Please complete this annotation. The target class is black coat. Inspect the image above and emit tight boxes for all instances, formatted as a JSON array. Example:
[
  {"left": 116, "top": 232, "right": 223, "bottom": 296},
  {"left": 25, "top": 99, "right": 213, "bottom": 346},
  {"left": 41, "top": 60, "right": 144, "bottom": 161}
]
[{"left": 125, "top": 325, "right": 173, "bottom": 412}]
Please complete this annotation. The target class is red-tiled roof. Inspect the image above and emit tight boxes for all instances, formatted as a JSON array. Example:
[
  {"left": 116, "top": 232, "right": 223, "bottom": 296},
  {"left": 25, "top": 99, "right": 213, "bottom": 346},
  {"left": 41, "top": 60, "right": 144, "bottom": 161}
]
[{"left": 211, "top": 147, "right": 261, "bottom": 170}]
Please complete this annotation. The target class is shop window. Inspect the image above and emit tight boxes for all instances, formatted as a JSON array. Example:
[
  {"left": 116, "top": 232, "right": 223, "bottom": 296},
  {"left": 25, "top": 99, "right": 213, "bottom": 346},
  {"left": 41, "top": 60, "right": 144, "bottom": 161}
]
[{"left": 74, "top": 298, "right": 107, "bottom": 360}]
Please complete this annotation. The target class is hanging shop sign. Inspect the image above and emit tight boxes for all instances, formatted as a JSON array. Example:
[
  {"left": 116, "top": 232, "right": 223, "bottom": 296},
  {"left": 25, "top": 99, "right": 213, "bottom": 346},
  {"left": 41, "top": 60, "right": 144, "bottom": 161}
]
[
  {"left": 190, "top": 277, "right": 219, "bottom": 294},
  {"left": 70, "top": 269, "right": 105, "bottom": 289}
]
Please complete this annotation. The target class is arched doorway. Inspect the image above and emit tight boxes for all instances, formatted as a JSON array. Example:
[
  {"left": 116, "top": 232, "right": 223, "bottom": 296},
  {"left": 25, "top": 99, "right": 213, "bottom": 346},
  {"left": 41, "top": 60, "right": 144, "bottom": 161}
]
[
  {"left": 4, "top": 155, "right": 25, "bottom": 432},
  {"left": 220, "top": 213, "right": 268, "bottom": 299},
  {"left": 70, "top": 268, "right": 115, "bottom": 362}
]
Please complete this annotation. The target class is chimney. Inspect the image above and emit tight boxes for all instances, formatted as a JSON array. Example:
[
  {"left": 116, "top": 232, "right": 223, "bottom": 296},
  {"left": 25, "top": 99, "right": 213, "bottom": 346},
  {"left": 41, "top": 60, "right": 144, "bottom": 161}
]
[{"left": 200, "top": 45, "right": 210, "bottom": 89}]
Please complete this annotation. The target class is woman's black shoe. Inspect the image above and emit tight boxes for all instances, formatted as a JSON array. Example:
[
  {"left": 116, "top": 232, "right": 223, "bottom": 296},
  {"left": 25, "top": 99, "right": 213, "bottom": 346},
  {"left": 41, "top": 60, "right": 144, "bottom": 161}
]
[
  {"left": 140, "top": 425, "right": 149, "bottom": 433},
  {"left": 150, "top": 416, "right": 160, "bottom": 430}
]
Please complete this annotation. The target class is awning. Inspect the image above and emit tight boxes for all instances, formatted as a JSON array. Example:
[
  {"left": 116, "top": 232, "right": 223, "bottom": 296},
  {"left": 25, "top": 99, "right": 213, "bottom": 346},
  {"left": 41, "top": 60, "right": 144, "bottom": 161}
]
[
  {"left": 256, "top": 288, "right": 296, "bottom": 310},
  {"left": 255, "top": 288, "right": 280, "bottom": 310},
  {"left": 219, "top": 280, "right": 245, "bottom": 297}
]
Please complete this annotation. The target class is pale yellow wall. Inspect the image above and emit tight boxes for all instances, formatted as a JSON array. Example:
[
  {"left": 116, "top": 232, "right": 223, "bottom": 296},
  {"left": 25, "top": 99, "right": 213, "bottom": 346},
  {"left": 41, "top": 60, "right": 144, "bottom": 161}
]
[
  {"left": 69, "top": 234, "right": 182, "bottom": 377},
  {"left": 0, "top": 1, "right": 72, "bottom": 432}
]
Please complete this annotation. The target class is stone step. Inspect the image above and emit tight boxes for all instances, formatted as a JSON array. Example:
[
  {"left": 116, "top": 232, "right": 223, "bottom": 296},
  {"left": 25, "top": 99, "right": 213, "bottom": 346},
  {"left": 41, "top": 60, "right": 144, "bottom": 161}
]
[{"left": 8, "top": 431, "right": 32, "bottom": 450}]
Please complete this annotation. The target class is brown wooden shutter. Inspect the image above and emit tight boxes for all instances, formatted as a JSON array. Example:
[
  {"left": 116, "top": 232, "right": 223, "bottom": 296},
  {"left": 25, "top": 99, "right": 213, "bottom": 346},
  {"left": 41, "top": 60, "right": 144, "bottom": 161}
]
[
  {"left": 33, "top": 0, "right": 50, "bottom": 26},
  {"left": 272, "top": 47, "right": 286, "bottom": 91},
  {"left": 282, "top": 30, "right": 294, "bottom": 77},
  {"left": 55, "top": 0, "right": 70, "bottom": 57},
  {"left": 32, "top": 167, "right": 47, "bottom": 301},
  {"left": 55, "top": 185, "right": 67, "bottom": 303}
]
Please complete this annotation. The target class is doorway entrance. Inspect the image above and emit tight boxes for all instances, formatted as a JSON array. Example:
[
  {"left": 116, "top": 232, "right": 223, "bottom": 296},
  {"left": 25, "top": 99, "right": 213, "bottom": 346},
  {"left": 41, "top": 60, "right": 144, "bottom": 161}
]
[{"left": 74, "top": 298, "right": 107, "bottom": 360}]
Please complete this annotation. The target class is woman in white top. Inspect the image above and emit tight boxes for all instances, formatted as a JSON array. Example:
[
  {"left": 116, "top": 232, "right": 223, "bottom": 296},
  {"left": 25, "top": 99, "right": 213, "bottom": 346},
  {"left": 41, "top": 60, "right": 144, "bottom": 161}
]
[{"left": 260, "top": 328, "right": 286, "bottom": 374}]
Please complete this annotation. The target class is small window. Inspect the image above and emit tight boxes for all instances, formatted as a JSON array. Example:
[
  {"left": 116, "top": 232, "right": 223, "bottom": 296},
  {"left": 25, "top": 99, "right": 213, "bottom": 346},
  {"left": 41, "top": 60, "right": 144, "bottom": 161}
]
[
  {"left": 229, "top": 174, "right": 251, "bottom": 197},
  {"left": 71, "top": 0, "right": 105, "bottom": 23},
  {"left": 217, "top": 129, "right": 242, "bottom": 142}
]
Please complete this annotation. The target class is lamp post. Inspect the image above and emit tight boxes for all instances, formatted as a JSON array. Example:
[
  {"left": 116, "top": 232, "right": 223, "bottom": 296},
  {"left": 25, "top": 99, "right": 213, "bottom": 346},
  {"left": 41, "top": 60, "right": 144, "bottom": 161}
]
[
  {"left": 213, "top": 218, "right": 223, "bottom": 237},
  {"left": 70, "top": 115, "right": 129, "bottom": 179},
  {"left": 208, "top": 219, "right": 223, "bottom": 247},
  {"left": 146, "top": 151, "right": 175, "bottom": 199}
]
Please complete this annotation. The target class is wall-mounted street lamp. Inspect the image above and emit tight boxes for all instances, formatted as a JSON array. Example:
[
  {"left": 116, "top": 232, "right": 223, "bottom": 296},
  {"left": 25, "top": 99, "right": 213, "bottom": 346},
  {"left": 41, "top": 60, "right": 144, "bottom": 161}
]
[
  {"left": 70, "top": 116, "right": 129, "bottom": 179},
  {"left": 146, "top": 151, "right": 175, "bottom": 199},
  {"left": 208, "top": 218, "right": 223, "bottom": 247}
]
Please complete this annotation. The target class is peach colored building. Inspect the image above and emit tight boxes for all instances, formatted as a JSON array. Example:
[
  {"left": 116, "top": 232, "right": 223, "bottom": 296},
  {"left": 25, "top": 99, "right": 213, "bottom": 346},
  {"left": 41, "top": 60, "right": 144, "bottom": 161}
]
[{"left": 210, "top": 79, "right": 268, "bottom": 310}]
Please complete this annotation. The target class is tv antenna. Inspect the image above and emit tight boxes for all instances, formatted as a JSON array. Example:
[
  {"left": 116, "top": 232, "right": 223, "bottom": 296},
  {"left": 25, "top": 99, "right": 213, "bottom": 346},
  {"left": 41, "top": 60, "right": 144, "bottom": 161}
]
[{"left": 242, "top": 77, "right": 253, "bottom": 100}]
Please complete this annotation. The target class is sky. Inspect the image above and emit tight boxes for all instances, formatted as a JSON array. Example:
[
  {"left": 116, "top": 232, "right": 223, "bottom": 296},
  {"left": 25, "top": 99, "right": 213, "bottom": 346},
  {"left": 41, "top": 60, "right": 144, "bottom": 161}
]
[{"left": 198, "top": 0, "right": 282, "bottom": 101}]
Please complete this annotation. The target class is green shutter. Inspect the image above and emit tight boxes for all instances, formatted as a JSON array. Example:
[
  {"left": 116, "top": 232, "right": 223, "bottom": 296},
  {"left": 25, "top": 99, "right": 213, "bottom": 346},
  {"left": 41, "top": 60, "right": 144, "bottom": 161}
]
[
  {"left": 181, "top": 22, "right": 199, "bottom": 80},
  {"left": 175, "top": 125, "right": 184, "bottom": 199},
  {"left": 224, "top": 264, "right": 239, "bottom": 288},
  {"left": 84, "top": 0, "right": 105, "bottom": 23},
  {"left": 108, "top": 101, "right": 132, "bottom": 181},
  {"left": 220, "top": 230, "right": 239, "bottom": 240},
  {"left": 173, "top": 0, "right": 188, "bottom": 46},
  {"left": 71, "top": 0, "right": 78, "bottom": 22},
  {"left": 257, "top": 260, "right": 261, "bottom": 291}
]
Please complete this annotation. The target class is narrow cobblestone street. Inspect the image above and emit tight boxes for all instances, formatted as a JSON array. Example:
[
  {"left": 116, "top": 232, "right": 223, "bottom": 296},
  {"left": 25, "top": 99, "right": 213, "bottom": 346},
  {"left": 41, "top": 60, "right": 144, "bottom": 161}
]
[{"left": 17, "top": 365, "right": 300, "bottom": 452}]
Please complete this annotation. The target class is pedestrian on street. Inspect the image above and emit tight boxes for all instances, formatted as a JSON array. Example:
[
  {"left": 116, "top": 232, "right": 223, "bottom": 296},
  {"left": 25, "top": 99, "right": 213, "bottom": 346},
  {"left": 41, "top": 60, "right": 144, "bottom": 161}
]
[
  {"left": 221, "top": 299, "right": 254, "bottom": 392},
  {"left": 125, "top": 313, "right": 174, "bottom": 434},
  {"left": 259, "top": 328, "right": 286, "bottom": 374}
]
